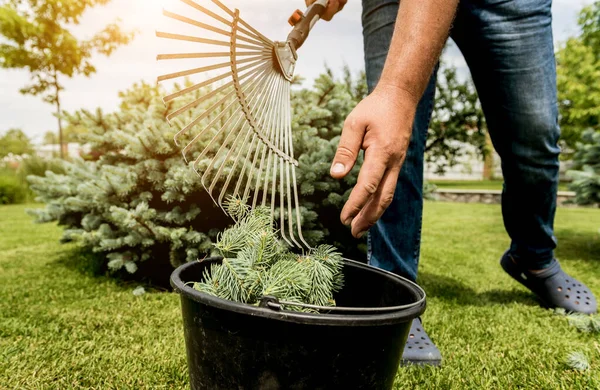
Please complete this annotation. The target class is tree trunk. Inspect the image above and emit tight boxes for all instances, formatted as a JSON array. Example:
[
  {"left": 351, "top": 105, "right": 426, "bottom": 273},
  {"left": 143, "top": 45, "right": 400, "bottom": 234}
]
[
  {"left": 483, "top": 132, "right": 494, "bottom": 180},
  {"left": 54, "top": 74, "right": 65, "bottom": 159}
]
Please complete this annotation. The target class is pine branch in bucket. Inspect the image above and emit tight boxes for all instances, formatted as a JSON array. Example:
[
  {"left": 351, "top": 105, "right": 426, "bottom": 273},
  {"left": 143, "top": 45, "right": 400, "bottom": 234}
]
[{"left": 192, "top": 198, "right": 344, "bottom": 312}]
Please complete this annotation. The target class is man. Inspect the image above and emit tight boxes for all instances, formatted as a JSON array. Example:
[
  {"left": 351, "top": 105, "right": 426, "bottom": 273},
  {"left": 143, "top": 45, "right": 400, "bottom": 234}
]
[{"left": 306, "top": 0, "right": 598, "bottom": 366}]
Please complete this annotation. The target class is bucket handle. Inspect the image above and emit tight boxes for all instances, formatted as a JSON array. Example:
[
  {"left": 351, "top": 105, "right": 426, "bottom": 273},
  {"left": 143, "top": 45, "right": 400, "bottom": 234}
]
[{"left": 259, "top": 296, "right": 424, "bottom": 314}]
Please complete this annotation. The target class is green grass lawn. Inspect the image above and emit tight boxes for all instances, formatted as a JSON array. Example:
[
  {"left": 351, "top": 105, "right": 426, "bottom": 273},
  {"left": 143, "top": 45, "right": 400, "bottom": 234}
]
[
  {"left": 1, "top": 203, "right": 599, "bottom": 389},
  {"left": 431, "top": 179, "right": 571, "bottom": 192}
]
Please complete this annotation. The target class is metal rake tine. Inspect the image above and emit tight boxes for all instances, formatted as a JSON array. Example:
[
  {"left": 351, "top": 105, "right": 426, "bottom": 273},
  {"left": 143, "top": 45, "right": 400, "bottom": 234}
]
[
  {"left": 243, "top": 75, "right": 287, "bottom": 207},
  {"left": 278, "top": 79, "right": 303, "bottom": 249},
  {"left": 171, "top": 61, "right": 271, "bottom": 140},
  {"left": 193, "top": 66, "right": 272, "bottom": 167},
  {"left": 164, "top": 57, "right": 269, "bottom": 103},
  {"left": 213, "top": 72, "right": 276, "bottom": 203},
  {"left": 171, "top": 1, "right": 268, "bottom": 48},
  {"left": 209, "top": 0, "right": 273, "bottom": 46},
  {"left": 168, "top": 61, "right": 270, "bottom": 125},
  {"left": 196, "top": 111, "right": 246, "bottom": 207},
  {"left": 275, "top": 91, "right": 294, "bottom": 248},
  {"left": 242, "top": 74, "right": 285, "bottom": 204},
  {"left": 216, "top": 71, "right": 279, "bottom": 208},
  {"left": 162, "top": 10, "right": 231, "bottom": 37},
  {"left": 179, "top": 0, "right": 232, "bottom": 27},
  {"left": 187, "top": 95, "right": 243, "bottom": 162},
  {"left": 234, "top": 71, "right": 277, "bottom": 203},
  {"left": 155, "top": 32, "right": 265, "bottom": 51},
  {"left": 215, "top": 72, "right": 279, "bottom": 203},
  {"left": 232, "top": 72, "right": 282, "bottom": 201},
  {"left": 248, "top": 75, "right": 286, "bottom": 209},
  {"left": 158, "top": 61, "right": 230, "bottom": 83},
  {"left": 200, "top": 69, "right": 277, "bottom": 203},
  {"left": 163, "top": 7, "right": 271, "bottom": 49},
  {"left": 284, "top": 82, "right": 311, "bottom": 249},
  {"left": 157, "top": 50, "right": 270, "bottom": 61},
  {"left": 167, "top": 80, "right": 235, "bottom": 123},
  {"left": 205, "top": 117, "right": 247, "bottom": 213},
  {"left": 180, "top": 64, "right": 272, "bottom": 161},
  {"left": 215, "top": 121, "right": 251, "bottom": 208},
  {"left": 174, "top": 88, "right": 235, "bottom": 147},
  {"left": 157, "top": 57, "right": 262, "bottom": 83}
]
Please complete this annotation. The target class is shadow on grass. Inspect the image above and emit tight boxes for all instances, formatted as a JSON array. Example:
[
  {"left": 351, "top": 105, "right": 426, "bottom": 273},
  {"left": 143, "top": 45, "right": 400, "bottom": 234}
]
[
  {"left": 53, "top": 247, "right": 173, "bottom": 291},
  {"left": 555, "top": 229, "right": 600, "bottom": 262},
  {"left": 418, "top": 272, "right": 538, "bottom": 307}
]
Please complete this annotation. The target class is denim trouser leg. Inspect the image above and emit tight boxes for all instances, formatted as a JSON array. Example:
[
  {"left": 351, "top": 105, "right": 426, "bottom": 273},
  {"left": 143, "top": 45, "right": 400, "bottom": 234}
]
[
  {"left": 362, "top": 0, "right": 437, "bottom": 282},
  {"left": 361, "top": 0, "right": 561, "bottom": 279},
  {"left": 451, "top": 0, "right": 560, "bottom": 269}
]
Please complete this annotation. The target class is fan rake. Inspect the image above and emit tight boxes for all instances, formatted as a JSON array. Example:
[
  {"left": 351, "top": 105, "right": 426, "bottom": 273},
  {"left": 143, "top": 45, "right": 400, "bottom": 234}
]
[{"left": 157, "top": 0, "right": 329, "bottom": 250}]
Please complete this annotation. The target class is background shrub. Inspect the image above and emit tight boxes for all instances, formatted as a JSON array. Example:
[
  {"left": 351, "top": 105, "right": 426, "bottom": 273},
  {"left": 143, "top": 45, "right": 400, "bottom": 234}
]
[
  {"left": 0, "top": 171, "right": 28, "bottom": 205},
  {"left": 27, "top": 68, "right": 461, "bottom": 285},
  {"left": 568, "top": 129, "right": 600, "bottom": 206},
  {"left": 27, "top": 74, "right": 367, "bottom": 285}
]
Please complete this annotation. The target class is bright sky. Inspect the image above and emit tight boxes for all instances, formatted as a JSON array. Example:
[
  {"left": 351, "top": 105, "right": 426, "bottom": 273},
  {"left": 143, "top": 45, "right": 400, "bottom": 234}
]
[{"left": 0, "top": 0, "right": 594, "bottom": 143}]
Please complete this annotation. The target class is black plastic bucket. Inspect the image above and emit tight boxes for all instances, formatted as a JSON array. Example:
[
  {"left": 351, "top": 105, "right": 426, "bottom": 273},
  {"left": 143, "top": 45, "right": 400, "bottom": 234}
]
[{"left": 171, "top": 257, "right": 426, "bottom": 390}]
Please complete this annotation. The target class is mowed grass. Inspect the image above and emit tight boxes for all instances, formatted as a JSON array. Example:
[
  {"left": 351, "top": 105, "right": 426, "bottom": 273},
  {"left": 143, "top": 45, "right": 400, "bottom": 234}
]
[
  {"left": 1, "top": 203, "right": 599, "bottom": 389},
  {"left": 431, "top": 179, "right": 570, "bottom": 192}
]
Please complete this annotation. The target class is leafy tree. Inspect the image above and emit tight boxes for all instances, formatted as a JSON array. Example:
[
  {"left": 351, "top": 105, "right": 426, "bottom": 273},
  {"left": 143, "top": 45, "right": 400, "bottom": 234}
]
[
  {"left": 0, "top": 0, "right": 135, "bottom": 158},
  {"left": 579, "top": 2, "right": 600, "bottom": 55},
  {"left": 557, "top": 2, "right": 600, "bottom": 150},
  {"left": 426, "top": 64, "right": 487, "bottom": 174},
  {"left": 0, "top": 128, "right": 34, "bottom": 157},
  {"left": 568, "top": 129, "right": 600, "bottom": 207},
  {"left": 42, "top": 123, "right": 88, "bottom": 145}
]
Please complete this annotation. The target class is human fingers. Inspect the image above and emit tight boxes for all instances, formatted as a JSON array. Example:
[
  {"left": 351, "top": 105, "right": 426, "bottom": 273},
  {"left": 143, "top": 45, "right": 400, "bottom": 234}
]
[
  {"left": 350, "top": 166, "right": 400, "bottom": 237},
  {"left": 330, "top": 112, "right": 365, "bottom": 179},
  {"left": 305, "top": 0, "right": 346, "bottom": 21},
  {"left": 340, "top": 146, "right": 387, "bottom": 226}
]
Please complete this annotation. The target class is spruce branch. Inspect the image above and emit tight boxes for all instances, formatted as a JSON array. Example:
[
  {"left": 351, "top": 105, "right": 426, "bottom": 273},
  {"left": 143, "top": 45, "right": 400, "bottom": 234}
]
[
  {"left": 567, "top": 313, "right": 600, "bottom": 333},
  {"left": 565, "top": 351, "right": 590, "bottom": 371},
  {"left": 193, "top": 205, "right": 344, "bottom": 312}
]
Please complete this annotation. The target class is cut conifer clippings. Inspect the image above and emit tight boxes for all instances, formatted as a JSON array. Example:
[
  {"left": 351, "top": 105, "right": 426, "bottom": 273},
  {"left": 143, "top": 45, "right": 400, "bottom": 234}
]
[{"left": 192, "top": 199, "right": 344, "bottom": 312}]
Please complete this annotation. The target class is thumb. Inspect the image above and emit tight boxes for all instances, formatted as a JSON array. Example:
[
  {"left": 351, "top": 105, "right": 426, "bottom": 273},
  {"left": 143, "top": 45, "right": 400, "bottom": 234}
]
[{"left": 331, "top": 115, "right": 365, "bottom": 179}]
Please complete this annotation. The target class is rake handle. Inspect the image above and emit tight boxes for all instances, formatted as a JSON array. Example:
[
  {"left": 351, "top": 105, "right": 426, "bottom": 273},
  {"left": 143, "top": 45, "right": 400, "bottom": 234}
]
[{"left": 287, "top": 0, "right": 328, "bottom": 51}]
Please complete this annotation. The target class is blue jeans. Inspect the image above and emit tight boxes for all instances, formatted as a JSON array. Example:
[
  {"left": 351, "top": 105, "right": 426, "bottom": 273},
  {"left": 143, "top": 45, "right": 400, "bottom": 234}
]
[{"left": 363, "top": 0, "right": 561, "bottom": 281}]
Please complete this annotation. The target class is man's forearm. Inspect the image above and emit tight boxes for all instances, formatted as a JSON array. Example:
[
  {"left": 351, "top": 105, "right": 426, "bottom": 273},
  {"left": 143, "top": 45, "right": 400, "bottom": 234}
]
[{"left": 378, "top": 0, "right": 459, "bottom": 104}]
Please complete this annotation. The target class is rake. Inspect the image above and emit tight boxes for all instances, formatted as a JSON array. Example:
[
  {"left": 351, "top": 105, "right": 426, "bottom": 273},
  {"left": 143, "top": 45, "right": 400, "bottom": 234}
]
[{"left": 157, "top": 0, "right": 329, "bottom": 250}]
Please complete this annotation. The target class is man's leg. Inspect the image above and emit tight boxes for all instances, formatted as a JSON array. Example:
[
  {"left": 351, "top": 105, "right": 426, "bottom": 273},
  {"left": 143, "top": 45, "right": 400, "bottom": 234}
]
[
  {"left": 362, "top": 0, "right": 443, "bottom": 365},
  {"left": 451, "top": 0, "right": 596, "bottom": 313},
  {"left": 362, "top": 0, "right": 437, "bottom": 283}
]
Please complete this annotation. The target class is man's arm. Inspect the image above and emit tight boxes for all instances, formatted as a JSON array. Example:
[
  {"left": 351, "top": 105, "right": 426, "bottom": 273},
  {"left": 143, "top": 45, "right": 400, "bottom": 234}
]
[{"left": 309, "top": 0, "right": 458, "bottom": 238}]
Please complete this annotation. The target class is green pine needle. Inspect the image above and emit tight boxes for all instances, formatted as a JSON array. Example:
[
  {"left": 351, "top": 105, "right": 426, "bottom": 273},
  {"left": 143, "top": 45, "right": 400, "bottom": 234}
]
[
  {"left": 565, "top": 351, "right": 590, "bottom": 371},
  {"left": 566, "top": 313, "right": 600, "bottom": 333},
  {"left": 192, "top": 203, "right": 344, "bottom": 312}
]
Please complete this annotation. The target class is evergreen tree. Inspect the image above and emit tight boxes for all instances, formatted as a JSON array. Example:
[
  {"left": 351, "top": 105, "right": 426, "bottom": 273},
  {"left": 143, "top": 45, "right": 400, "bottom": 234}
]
[
  {"left": 27, "top": 72, "right": 365, "bottom": 284},
  {"left": 28, "top": 65, "right": 490, "bottom": 284}
]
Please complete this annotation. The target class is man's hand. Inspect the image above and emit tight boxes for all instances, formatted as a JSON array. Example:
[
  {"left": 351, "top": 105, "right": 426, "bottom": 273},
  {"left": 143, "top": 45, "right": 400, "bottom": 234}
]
[
  {"left": 305, "top": 0, "right": 347, "bottom": 21},
  {"left": 331, "top": 85, "right": 417, "bottom": 238}
]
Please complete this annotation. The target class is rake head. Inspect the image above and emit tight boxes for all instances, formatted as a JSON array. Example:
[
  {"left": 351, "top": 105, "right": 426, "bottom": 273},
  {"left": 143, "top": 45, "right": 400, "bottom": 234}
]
[{"left": 157, "top": 0, "right": 328, "bottom": 250}]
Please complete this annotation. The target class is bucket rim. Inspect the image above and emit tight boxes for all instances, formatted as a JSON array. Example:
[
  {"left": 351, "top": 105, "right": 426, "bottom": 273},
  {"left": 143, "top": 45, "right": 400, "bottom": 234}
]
[{"left": 171, "top": 257, "right": 426, "bottom": 326}]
